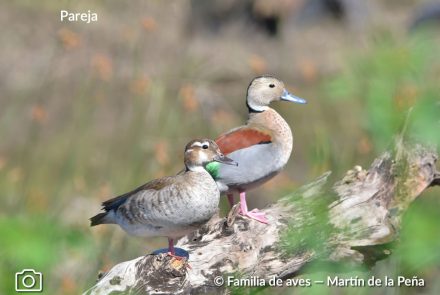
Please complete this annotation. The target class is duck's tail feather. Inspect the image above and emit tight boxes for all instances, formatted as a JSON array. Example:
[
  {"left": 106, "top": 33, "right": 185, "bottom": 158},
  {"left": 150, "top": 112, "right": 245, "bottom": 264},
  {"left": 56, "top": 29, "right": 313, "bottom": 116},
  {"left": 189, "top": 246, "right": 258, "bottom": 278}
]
[{"left": 90, "top": 211, "right": 115, "bottom": 226}]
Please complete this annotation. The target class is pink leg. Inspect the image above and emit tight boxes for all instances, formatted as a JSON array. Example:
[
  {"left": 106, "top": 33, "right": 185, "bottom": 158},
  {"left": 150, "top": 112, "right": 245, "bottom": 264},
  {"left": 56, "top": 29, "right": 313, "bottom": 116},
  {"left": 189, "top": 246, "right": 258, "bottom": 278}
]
[
  {"left": 239, "top": 191, "right": 268, "bottom": 224},
  {"left": 167, "top": 238, "right": 187, "bottom": 261},
  {"left": 168, "top": 238, "right": 175, "bottom": 255},
  {"left": 227, "top": 193, "right": 234, "bottom": 208}
]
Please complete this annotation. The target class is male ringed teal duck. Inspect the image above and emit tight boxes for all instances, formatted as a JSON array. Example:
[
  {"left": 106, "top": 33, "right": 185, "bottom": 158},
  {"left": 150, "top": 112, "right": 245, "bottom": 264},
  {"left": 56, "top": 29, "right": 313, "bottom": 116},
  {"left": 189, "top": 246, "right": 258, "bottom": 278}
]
[
  {"left": 90, "top": 139, "right": 237, "bottom": 256},
  {"left": 210, "top": 76, "right": 306, "bottom": 224}
]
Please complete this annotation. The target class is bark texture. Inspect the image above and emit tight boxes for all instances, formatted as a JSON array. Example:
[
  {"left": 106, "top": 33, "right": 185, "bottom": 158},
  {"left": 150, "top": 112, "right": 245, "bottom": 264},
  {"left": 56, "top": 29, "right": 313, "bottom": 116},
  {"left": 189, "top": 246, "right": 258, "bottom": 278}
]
[{"left": 84, "top": 144, "right": 439, "bottom": 295}]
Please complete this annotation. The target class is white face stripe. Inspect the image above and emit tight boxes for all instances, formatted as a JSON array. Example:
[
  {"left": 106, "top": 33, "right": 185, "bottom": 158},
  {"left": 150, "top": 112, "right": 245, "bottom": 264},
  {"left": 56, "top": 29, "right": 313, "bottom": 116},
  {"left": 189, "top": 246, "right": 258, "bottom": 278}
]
[{"left": 191, "top": 141, "right": 210, "bottom": 148}]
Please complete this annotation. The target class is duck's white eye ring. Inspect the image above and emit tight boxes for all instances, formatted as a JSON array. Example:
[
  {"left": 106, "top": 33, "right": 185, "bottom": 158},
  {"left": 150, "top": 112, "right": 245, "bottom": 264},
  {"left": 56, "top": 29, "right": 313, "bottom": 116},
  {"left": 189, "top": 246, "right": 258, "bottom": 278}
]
[{"left": 269, "top": 83, "right": 275, "bottom": 88}]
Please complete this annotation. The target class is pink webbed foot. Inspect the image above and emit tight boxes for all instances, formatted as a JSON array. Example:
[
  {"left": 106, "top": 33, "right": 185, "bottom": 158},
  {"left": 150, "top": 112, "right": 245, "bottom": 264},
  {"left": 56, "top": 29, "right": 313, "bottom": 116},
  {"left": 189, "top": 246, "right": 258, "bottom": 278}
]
[
  {"left": 166, "top": 238, "right": 191, "bottom": 269},
  {"left": 240, "top": 209, "right": 269, "bottom": 224},
  {"left": 167, "top": 252, "right": 186, "bottom": 260},
  {"left": 238, "top": 191, "right": 269, "bottom": 224},
  {"left": 167, "top": 252, "right": 191, "bottom": 269},
  {"left": 166, "top": 238, "right": 188, "bottom": 260}
]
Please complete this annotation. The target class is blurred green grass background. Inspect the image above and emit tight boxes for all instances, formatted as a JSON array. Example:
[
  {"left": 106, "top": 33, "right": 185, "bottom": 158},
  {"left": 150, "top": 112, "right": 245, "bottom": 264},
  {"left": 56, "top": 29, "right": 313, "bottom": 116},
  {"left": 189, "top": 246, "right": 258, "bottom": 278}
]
[{"left": 0, "top": 0, "right": 439, "bottom": 294}]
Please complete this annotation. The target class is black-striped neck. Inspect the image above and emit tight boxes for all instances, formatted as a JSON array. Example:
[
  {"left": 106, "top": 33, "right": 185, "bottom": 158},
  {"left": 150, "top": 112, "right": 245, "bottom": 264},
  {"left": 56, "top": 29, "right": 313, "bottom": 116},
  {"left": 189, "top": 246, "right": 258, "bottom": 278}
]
[{"left": 246, "top": 100, "right": 265, "bottom": 113}]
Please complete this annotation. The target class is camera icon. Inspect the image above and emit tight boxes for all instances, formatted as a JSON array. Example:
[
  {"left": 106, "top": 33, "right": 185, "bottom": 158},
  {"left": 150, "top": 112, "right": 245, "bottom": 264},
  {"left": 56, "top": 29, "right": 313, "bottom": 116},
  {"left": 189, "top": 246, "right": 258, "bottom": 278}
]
[{"left": 15, "top": 269, "right": 43, "bottom": 292}]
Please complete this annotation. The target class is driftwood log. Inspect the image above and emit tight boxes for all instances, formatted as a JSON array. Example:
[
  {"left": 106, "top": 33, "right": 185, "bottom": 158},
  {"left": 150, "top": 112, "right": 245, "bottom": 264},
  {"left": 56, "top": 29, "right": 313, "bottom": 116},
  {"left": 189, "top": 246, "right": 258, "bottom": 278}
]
[{"left": 84, "top": 143, "right": 439, "bottom": 295}]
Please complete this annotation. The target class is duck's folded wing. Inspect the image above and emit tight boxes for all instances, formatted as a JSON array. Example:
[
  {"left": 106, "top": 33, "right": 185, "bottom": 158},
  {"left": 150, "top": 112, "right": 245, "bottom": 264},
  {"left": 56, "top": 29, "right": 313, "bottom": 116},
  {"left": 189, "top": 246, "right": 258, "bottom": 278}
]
[
  {"left": 216, "top": 126, "right": 272, "bottom": 155},
  {"left": 101, "top": 177, "right": 173, "bottom": 211},
  {"left": 90, "top": 177, "right": 175, "bottom": 226}
]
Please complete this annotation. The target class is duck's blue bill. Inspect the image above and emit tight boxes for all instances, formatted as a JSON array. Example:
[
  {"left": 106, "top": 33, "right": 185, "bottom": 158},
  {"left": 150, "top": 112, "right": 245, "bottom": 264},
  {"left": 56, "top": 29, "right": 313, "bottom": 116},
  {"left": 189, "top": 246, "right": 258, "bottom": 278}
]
[{"left": 280, "top": 89, "right": 307, "bottom": 104}]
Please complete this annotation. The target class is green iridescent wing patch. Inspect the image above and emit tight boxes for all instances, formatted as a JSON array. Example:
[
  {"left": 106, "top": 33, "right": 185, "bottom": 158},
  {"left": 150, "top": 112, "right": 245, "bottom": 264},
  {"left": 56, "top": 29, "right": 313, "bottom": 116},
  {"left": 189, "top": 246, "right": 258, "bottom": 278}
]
[{"left": 205, "top": 162, "right": 220, "bottom": 179}]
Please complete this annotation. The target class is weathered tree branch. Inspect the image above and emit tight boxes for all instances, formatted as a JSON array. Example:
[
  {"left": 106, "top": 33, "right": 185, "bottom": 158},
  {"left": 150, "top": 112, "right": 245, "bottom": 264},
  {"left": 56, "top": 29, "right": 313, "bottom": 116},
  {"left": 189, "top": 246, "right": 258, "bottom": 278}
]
[{"left": 84, "top": 144, "right": 439, "bottom": 295}]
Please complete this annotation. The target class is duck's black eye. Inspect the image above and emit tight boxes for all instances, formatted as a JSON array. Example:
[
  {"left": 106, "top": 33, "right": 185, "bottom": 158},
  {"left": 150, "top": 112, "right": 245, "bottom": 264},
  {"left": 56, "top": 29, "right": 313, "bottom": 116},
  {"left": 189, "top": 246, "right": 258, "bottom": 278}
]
[
  {"left": 202, "top": 144, "right": 209, "bottom": 149},
  {"left": 269, "top": 83, "right": 275, "bottom": 88}
]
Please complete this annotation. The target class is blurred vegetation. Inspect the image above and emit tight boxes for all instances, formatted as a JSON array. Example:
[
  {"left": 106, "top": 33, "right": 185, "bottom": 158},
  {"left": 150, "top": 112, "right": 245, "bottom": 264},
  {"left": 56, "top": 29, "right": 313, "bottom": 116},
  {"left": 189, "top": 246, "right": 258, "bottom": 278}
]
[
  {"left": 0, "top": 0, "right": 439, "bottom": 294},
  {"left": 326, "top": 32, "right": 440, "bottom": 151},
  {"left": 277, "top": 30, "right": 440, "bottom": 295}
]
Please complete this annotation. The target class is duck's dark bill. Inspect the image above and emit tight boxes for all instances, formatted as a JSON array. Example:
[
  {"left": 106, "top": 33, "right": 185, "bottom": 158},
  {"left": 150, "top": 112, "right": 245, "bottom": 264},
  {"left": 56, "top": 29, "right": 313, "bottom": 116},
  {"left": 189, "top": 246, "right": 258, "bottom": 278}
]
[{"left": 215, "top": 155, "right": 238, "bottom": 166}]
